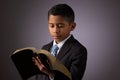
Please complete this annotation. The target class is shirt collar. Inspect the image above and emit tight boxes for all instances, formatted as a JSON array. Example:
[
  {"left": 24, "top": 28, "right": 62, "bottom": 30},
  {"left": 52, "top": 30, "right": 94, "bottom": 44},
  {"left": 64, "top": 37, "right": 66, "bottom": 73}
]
[{"left": 53, "top": 34, "right": 71, "bottom": 49}]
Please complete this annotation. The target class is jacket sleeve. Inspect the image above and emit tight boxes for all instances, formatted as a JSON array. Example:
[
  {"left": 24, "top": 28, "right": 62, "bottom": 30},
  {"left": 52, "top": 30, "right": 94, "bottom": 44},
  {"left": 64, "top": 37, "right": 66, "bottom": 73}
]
[{"left": 70, "top": 46, "right": 87, "bottom": 80}]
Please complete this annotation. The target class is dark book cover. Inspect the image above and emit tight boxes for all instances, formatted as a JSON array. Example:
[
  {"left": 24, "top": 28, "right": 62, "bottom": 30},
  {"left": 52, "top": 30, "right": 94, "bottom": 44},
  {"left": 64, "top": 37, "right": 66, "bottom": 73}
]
[
  {"left": 11, "top": 47, "right": 71, "bottom": 80},
  {"left": 11, "top": 48, "right": 42, "bottom": 80}
]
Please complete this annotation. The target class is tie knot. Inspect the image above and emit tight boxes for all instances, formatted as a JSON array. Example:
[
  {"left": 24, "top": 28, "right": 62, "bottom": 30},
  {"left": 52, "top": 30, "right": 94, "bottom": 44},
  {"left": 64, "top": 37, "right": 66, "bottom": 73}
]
[{"left": 52, "top": 45, "right": 59, "bottom": 56}]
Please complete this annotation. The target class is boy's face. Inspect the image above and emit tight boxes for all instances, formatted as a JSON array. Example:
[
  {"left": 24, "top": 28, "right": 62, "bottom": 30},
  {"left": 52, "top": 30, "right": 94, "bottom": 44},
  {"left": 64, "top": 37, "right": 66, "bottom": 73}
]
[{"left": 48, "top": 15, "right": 76, "bottom": 43}]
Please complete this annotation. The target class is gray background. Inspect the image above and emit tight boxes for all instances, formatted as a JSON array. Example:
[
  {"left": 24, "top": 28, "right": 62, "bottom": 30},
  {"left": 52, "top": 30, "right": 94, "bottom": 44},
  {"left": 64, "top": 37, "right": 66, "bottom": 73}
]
[{"left": 1, "top": 0, "right": 120, "bottom": 80}]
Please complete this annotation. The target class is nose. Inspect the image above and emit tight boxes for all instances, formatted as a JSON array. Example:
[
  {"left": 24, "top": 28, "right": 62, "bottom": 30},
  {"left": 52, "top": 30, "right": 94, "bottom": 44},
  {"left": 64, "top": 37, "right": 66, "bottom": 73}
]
[{"left": 53, "top": 26, "right": 60, "bottom": 33}]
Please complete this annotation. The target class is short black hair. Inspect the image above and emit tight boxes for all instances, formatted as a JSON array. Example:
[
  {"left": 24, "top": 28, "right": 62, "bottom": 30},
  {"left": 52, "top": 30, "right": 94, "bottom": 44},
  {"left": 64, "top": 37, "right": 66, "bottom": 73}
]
[{"left": 48, "top": 4, "right": 75, "bottom": 23}]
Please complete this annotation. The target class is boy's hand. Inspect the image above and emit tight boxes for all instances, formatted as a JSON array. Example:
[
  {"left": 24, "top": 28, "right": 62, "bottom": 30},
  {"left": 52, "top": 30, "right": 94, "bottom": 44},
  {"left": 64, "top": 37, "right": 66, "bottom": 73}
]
[{"left": 32, "top": 56, "right": 54, "bottom": 78}]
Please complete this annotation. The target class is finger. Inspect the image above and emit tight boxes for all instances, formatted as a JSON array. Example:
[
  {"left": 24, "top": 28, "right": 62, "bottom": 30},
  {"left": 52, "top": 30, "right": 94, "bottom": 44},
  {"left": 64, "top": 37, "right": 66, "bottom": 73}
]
[
  {"left": 32, "top": 57, "right": 40, "bottom": 66},
  {"left": 36, "top": 56, "right": 42, "bottom": 64},
  {"left": 32, "top": 57, "right": 36, "bottom": 62}
]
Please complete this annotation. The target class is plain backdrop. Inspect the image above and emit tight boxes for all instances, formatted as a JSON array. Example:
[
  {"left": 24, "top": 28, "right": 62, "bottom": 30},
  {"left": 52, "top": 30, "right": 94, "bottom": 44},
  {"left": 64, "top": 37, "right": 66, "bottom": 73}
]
[{"left": 1, "top": 0, "right": 120, "bottom": 80}]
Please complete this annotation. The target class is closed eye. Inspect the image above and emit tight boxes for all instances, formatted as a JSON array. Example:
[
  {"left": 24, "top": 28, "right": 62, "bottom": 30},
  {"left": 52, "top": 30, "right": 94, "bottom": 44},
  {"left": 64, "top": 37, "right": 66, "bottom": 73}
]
[
  {"left": 57, "top": 23, "right": 64, "bottom": 28},
  {"left": 49, "top": 24, "right": 54, "bottom": 28}
]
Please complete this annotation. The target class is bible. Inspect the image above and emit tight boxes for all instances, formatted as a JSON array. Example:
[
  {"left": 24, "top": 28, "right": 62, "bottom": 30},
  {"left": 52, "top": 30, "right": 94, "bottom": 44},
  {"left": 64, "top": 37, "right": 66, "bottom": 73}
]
[{"left": 11, "top": 47, "right": 71, "bottom": 80}]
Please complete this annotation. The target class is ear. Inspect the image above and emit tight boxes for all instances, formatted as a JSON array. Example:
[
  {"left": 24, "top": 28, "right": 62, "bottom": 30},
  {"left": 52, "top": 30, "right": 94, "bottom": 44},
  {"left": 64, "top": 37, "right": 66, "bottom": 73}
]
[{"left": 71, "top": 22, "right": 76, "bottom": 31}]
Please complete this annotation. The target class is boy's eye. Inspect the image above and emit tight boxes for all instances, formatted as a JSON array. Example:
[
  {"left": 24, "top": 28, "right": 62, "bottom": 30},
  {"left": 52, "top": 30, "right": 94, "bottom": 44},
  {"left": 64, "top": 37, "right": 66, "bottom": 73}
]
[
  {"left": 49, "top": 24, "right": 54, "bottom": 28},
  {"left": 49, "top": 23, "right": 64, "bottom": 28},
  {"left": 57, "top": 24, "right": 64, "bottom": 28}
]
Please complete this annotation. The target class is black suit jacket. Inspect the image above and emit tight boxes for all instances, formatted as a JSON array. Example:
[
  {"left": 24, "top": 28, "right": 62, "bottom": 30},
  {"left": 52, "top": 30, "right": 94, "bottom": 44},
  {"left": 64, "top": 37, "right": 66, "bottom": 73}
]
[{"left": 37, "top": 35, "right": 87, "bottom": 80}]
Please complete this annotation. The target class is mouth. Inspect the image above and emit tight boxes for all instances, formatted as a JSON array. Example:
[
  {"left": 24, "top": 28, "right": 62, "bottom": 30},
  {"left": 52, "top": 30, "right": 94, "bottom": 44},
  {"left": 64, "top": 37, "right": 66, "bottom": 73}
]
[{"left": 52, "top": 35, "right": 60, "bottom": 39}]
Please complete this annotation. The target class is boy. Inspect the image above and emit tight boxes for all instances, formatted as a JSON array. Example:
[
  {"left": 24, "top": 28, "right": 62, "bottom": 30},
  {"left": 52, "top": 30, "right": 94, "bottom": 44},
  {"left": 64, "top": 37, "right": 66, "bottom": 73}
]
[{"left": 33, "top": 4, "right": 87, "bottom": 80}]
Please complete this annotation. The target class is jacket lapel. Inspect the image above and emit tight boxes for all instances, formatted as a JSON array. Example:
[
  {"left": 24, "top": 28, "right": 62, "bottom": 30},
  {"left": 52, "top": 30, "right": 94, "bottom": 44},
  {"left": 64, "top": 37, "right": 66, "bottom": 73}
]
[
  {"left": 56, "top": 35, "right": 75, "bottom": 60},
  {"left": 43, "top": 41, "right": 53, "bottom": 52},
  {"left": 43, "top": 35, "right": 76, "bottom": 60}
]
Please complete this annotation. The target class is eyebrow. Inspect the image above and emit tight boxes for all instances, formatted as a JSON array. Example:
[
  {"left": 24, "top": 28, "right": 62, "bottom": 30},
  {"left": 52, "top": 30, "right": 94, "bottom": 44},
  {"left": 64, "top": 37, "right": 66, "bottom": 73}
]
[{"left": 48, "top": 23, "right": 64, "bottom": 25}]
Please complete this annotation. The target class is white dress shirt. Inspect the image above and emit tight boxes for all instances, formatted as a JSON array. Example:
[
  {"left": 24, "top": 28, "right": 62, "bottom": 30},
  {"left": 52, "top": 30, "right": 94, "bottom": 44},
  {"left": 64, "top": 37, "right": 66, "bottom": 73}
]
[{"left": 51, "top": 34, "right": 71, "bottom": 56}]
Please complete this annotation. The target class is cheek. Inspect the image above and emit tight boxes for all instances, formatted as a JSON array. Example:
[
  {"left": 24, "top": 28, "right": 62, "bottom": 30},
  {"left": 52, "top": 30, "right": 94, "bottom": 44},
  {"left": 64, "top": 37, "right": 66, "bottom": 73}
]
[
  {"left": 60, "top": 30, "right": 69, "bottom": 35},
  {"left": 63, "top": 28, "right": 71, "bottom": 33},
  {"left": 48, "top": 27, "right": 52, "bottom": 32},
  {"left": 49, "top": 28, "right": 54, "bottom": 36},
  {"left": 48, "top": 28, "right": 52, "bottom": 33}
]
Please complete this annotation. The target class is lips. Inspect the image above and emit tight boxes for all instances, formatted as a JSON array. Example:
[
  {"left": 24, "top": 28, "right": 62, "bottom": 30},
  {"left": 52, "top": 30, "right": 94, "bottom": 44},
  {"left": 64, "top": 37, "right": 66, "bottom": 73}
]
[{"left": 52, "top": 35, "right": 60, "bottom": 39}]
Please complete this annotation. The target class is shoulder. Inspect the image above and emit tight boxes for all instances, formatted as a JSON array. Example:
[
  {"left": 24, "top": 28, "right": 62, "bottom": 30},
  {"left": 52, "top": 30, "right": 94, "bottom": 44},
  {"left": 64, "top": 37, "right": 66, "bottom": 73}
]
[
  {"left": 66, "top": 35, "right": 87, "bottom": 55},
  {"left": 41, "top": 41, "right": 53, "bottom": 51},
  {"left": 67, "top": 35, "right": 86, "bottom": 49}
]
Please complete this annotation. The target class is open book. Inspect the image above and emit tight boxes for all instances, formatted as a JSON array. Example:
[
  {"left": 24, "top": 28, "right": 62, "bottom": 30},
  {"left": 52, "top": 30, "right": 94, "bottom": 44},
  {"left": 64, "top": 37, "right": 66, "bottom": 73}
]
[{"left": 11, "top": 47, "right": 71, "bottom": 80}]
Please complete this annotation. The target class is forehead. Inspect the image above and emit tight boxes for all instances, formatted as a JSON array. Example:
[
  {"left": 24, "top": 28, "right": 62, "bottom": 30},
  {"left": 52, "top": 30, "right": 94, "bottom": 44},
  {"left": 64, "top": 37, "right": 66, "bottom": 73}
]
[{"left": 48, "top": 15, "right": 68, "bottom": 23}]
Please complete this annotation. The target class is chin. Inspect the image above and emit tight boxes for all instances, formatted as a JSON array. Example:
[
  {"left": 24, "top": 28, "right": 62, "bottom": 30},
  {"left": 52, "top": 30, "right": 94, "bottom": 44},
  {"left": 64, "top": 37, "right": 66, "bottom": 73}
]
[{"left": 54, "top": 39, "right": 61, "bottom": 43}]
